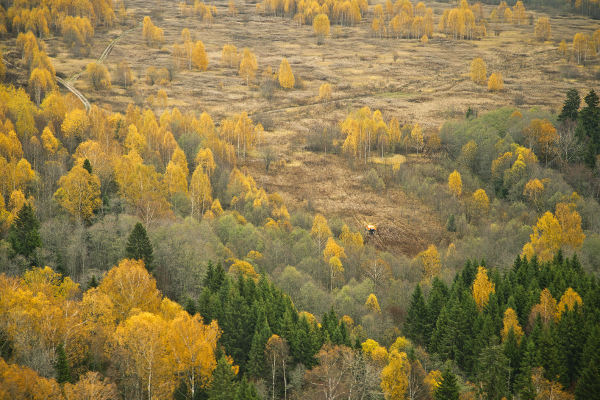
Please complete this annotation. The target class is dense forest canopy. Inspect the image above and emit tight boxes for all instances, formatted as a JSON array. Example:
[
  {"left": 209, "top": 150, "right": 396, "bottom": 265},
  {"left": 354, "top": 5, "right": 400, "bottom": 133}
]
[{"left": 0, "top": 0, "right": 600, "bottom": 398}]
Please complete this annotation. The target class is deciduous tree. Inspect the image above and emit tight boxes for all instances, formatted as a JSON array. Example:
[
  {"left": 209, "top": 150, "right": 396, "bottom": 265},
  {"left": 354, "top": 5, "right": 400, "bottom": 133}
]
[
  {"left": 192, "top": 40, "right": 209, "bottom": 71},
  {"left": 313, "top": 13, "right": 330, "bottom": 43},
  {"left": 472, "top": 266, "right": 495, "bottom": 311},
  {"left": 534, "top": 17, "right": 551, "bottom": 41},
  {"left": 278, "top": 58, "right": 295, "bottom": 89},
  {"left": 448, "top": 170, "right": 462, "bottom": 197},
  {"left": 488, "top": 72, "right": 504, "bottom": 92},
  {"left": 86, "top": 62, "right": 111, "bottom": 90},
  {"left": 319, "top": 83, "right": 332, "bottom": 103},
  {"left": 471, "top": 57, "right": 487, "bottom": 85},
  {"left": 239, "top": 48, "right": 257, "bottom": 86},
  {"left": 54, "top": 164, "right": 102, "bottom": 222}
]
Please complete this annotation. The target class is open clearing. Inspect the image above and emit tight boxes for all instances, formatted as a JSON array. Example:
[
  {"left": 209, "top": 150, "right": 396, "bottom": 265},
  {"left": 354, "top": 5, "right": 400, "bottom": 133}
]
[{"left": 8, "top": 0, "right": 598, "bottom": 256}]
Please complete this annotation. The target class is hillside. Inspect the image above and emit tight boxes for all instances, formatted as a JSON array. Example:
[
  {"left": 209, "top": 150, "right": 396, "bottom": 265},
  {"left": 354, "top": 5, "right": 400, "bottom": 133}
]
[{"left": 1, "top": 0, "right": 600, "bottom": 398}]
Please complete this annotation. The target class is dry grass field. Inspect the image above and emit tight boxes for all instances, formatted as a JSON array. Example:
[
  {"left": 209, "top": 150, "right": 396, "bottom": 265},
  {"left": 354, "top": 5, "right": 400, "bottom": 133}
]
[{"left": 9, "top": 0, "right": 600, "bottom": 256}]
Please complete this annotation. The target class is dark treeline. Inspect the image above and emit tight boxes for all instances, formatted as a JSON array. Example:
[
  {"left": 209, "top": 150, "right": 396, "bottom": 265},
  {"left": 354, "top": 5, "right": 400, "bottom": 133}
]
[{"left": 405, "top": 251, "right": 600, "bottom": 399}]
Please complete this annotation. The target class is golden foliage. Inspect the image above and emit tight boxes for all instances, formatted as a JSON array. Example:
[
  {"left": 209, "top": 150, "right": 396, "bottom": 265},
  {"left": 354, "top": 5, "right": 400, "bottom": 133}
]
[
  {"left": 229, "top": 260, "right": 260, "bottom": 281},
  {"left": 534, "top": 17, "right": 551, "bottom": 41},
  {"left": 365, "top": 293, "right": 381, "bottom": 314},
  {"left": 501, "top": 307, "right": 524, "bottom": 343},
  {"left": 97, "top": 259, "right": 162, "bottom": 321},
  {"left": 192, "top": 41, "right": 209, "bottom": 71},
  {"left": 313, "top": 13, "right": 331, "bottom": 37},
  {"left": 221, "top": 44, "right": 238, "bottom": 68},
  {"left": 54, "top": 164, "right": 102, "bottom": 221},
  {"left": 380, "top": 350, "right": 409, "bottom": 400},
  {"left": 472, "top": 266, "right": 495, "bottom": 311},
  {"left": 556, "top": 287, "right": 583, "bottom": 320},
  {"left": 488, "top": 72, "right": 504, "bottom": 92},
  {"left": 529, "top": 288, "right": 557, "bottom": 325},
  {"left": 470, "top": 57, "right": 487, "bottom": 85},
  {"left": 239, "top": 48, "right": 257, "bottom": 85},
  {"left": 419, "top": 244, "right": 441, "bottom": 285},
  {"left": 319, "top": 83, "right": 332, "bottom": 103},
  {"left": 522, "top": 204, "right": 584, "bottom": 262},
  {"left": 278, "top": 58, "right": 295, "bottom": 89},
  {"left": 448, "top": 170, "right": 462, "bottom": 196}
]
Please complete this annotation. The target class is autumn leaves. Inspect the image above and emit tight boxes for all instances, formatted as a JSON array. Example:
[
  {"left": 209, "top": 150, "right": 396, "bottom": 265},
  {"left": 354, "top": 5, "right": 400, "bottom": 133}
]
[{"left": 470, "top": 57, "right": 503, "bottom": 93}]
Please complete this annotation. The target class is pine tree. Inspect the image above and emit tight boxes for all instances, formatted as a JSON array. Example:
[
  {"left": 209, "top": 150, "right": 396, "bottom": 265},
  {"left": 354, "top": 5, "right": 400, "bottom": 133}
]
[
  {"left": 434, "top": 367, "right": 460, "bottom": 400},
  {"left": 558, "top": 88, "right": 581, "bottom": 122},
  {"left": 207, "top": 356, "right": 238, "bottom": 400},
  {"left": 405, "top": 284, "right": 428, "bottom": 346},
  {"left": 8, "top": 202, "right": 42, "bottom": 261},
  {"left": 125, "top": 222, "right": 154, "bottom": 272},
  {"left": 55, "top": 342, "right": 71, "bottom": 384}
]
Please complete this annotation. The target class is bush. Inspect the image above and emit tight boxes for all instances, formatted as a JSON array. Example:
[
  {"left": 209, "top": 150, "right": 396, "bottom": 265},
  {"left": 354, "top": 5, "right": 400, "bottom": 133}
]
[{"left": 363, "top": 169, "right": 385, "bottom": 191}]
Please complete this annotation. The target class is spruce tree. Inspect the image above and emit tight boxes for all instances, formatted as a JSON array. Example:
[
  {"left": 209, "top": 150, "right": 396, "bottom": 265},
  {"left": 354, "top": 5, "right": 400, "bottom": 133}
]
[
  {"left": 8, "top": 202, "right": 42, "bottom": 262},
  {"left": 478, "top": 338, "right": 510, "bottom": 400},
  {"left": 235, "top": 376, "right": 260, "bottom": 400},
  {"left": 125, "top": 222, "right": 154, "bottom": 272},
  {"left": 575, "top": 361, "right": 600, "bottom": 400},
  {"left": 86, "top": 274, "right": 98, "bottom": 290},
  {"left": 558, "top": 88, "right": 581, "bottom": 122},
  {"left": 578, "top": 89, "right": 600, "bottom": 168},
  {"left": 434, "top": 367, "right": 460, "bottom": 400},
  {"left": 185, "top": 297, "right": 197, "bottom": 315},
  {"left": 55, "top": 342, "right": 71, "bottom": 384},
  {"left": 207, "top": 356, "right": 238, "bottom": 400},
  {"left": 247, "top": 311, "right": 272, "bottom": 379},
  {"left": 405, "top": 284, "right": 428, "bottom": 346},
  {"left": 82, "top": 158, "right": 93, "bottom": 174}
]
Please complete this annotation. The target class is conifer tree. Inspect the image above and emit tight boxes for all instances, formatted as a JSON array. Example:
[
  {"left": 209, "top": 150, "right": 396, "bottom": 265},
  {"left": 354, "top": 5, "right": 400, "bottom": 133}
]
[
  {"left": 55, "top": 342, "right": 71, "bottom": 384},
  {"left": 247, "top": 312, "right": 272, "bottom": 378},
  {"left": 405, "top": 284, "right": 428, "bottom": 346},
  {"left": 558, "top": 88, "right": 581, "bottom": 122},
  {"left": 478, "top": 338, "right": 510, "bottom": 400},
  {"left": 82, "top": 158, "right": 93, "bottom": 174},
  {"left": 207, "top": 355, "right": 238, "bottom": 400},
  {"left": 124, "top": 223, "right": 154, "bottom": 271},
  {"left": 8, "top": 202, "right": 42, "bottom": 262},
  {"left": 86, "top": 274, "right": 98, "bottom": 290},
  {"left": 434, "top": 367, "right": 460, "bottom": 400}
]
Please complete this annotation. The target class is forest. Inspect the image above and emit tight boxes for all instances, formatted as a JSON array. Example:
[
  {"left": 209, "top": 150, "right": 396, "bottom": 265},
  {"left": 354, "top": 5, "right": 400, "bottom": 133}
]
[{"left": 0, "top": 0, "right": 600, "bottom": 398}]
